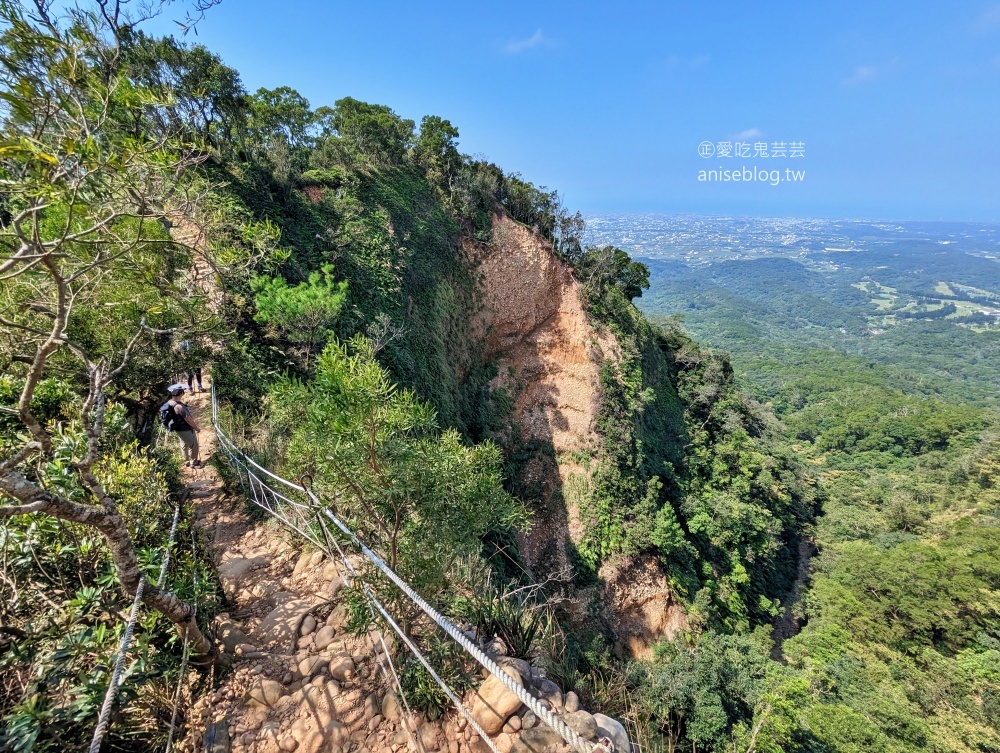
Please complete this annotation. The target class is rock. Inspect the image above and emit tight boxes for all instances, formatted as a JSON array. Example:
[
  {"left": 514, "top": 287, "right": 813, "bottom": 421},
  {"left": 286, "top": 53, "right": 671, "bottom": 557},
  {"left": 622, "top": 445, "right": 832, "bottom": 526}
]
[
  {"left": 382, "top": 691, "right": 400, "bottom": 722},
  {"left": 328, "top": 655, "right": 355, "bottom": 681},
  {"left": 496, "top": 733, "right": 515, "bottom": 753},
  {"left": 448, "top": 741, "right": 460, "bottom": 753},
  {"left": 297, "top": 635, "right": 313, "bottom": 650},
  {"left": 535, "top": 679, "right": 562, "bottom": 710},
  {"left": 321, "top": 561, "right": 340, "bottom": 581},
  {"left": 324, "top": 575, "right": 347, "bottom": 597},
  {"left": 505, "top": 714, "right": 522, "bottom": 732},
  {"left": 419, "top": 722, "right": 440, "bottom": 752},
  {"left": 252, "top": 579, "right": 281, "bottom": 599},
  {"left": 471, "top": 666, "right": 525, "bottom": 736},
  {"left": 219, "top": 557, "right": 270, "bottom": 596},
  {"left": 368, "top": 715, "right": 383, "bottom": 732},
  {"left": 325, "top": 604, "right": 350, "bottom": 630},
  {"left": 300, "top": 615, "right": 317, "bottom": 635},
  {"left": 279, "top": 737, "right": 298, "bottom": 752},
  {"left": 217, "top": 620, "right": 251, "bottom": 655},
  {"left": 314, "top": 625, "right": 337, "bottom": 650},
  {"left": 245, "top": 679, "right": 285, "bottom": 709},
  {"left": 235, "top": 643, "right": 258, "bottom": 656},
  {"left": 498, "top": 657, "right": 531, "bottom": 682},
  {"left": 511, "top": 726, "right": 564, "bottom": 753},
  {"left": 363, "top": 693, "right": 380, "bottom": 720},
  {"left": 593, "top": 714, "right": 630, "bottom": 753},
  {"left": 308, "top": 550, "right": 325, "bottom": 568},
  {"left": 564, "top": 691, "right": 580, "bottom": 714},
  {"left": 297, "top": 656, "right": 326, "bottom": 678},
  {"left": 292, "top": 551, "right": 312, "bottom": 577},
  {"left": 521, "top": 710, "right": 537, "bottom": 730},
  {"left": 564, "top": 710, "right": 598, "bottom": 741},
  {"left": 469, "top": 737, "right": 493, "bottom": 753},
  {"left": 258, "top": 599, "right": 313, "bottom": 649}
]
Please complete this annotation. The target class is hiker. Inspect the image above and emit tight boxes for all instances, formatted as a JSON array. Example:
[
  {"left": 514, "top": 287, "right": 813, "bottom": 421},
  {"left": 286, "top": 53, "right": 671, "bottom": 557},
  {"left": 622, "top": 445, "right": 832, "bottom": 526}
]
[
  {"left": 179, "top": 340, "right": 204, "bottom": 393},
  {"left": 160, "top": 384, "right": 202, "bottom": 467}
]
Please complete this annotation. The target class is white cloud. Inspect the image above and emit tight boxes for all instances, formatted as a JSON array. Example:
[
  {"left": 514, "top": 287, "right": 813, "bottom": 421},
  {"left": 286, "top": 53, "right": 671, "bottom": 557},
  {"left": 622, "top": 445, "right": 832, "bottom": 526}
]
[
  {"left": 504, "top": 29, "right": 545, "bottom": 54},
  {"left": 689, "top": 54, "right": 711, "bottom": 69},
  {"left": 843, "top": 65, "right": 879, "bottom": 86},
  {"left": 734, "top": 128, "right": 764, "bottom": 140},
  {"left": 974, "top": 4, "right": 1000, "bottom": 31}
]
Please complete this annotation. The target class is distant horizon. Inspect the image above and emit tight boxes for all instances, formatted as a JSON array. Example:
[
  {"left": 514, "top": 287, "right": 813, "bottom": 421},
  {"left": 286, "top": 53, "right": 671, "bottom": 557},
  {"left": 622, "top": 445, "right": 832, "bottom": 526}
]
[{"left": 581, "top": 209, "right": 1000, "bottom": 227}]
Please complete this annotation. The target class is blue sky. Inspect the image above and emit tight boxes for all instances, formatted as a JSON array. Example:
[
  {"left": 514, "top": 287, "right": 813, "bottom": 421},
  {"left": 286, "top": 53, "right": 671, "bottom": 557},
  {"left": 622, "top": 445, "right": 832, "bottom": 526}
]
[{"left": 149, "top": 1, "right": 1000, "bottom": 221}]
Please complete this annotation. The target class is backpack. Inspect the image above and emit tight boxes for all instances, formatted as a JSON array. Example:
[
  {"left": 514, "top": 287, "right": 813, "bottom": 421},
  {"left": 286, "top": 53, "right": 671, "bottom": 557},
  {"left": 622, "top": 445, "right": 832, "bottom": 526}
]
[{"left": 159, "top": 400, "right": 188, "bottom": 432}]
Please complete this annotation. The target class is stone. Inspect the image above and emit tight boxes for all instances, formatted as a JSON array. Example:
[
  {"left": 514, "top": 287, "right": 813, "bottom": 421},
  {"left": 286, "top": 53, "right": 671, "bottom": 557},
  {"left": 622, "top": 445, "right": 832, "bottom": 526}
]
[
  {"left": 448, "top": 741, "right": 459, "bottom": 753},
  {"left": 471, "top": 666, "right": 525, "bottom": 736},
  {"left": 326, "top": 604, "right": 350, "bottom": 630},
  {"left": 419, "top": 722, "right": 440, "bottom": 752},
  {"left": 258, "top": 599, "right": 313, "bottom": 649},
  {"left": 382, "top": 691, "right": 401, "bottom": 722},
  {"left": 496, "top": 733, "right": 515, "bottom": 753},
  {"left": 218, "top": 621, "right": 251, "bottom": 655},
  {"left": 297, "top": 635, "right": 314, "bottom": 650},
  {"left": 324, "top": 575, "right": 347, "bottom": 597},
  {"left": 593, "top": 714, "right": 630, "bottom": 753},
  {"left": 328, "top": 655, "right": 355, "bottom": 681},
  {"left": 321, "top": 561, "right": 340, "bottom": 581},
  {"left": 368, "top": 715, "right": 383, "bottom": 732},
  {"left": 245, "top": 679, "right": 285, "bottom": 709},
  {"left": 279, "top": 738, "right": 298, "bottom": 752},
  {"left": 563, "top": 710, "right": 598, "bottom": 741},
  {"left": 505, "top": 714, "right": 521, "bottom": 732},
  {"left": 511, "top": 726, "right": 564, "bottom": 753},
  {"left": 521, "top": 710, "right": 537, "bottom": 730},
  {"left": 219, "top": 555, "right": 268, "bottom": 580},
  {"left": 292, "top": 551, "right": 312, "bottom": 577},
  {"left": 314, "top": 625, "right": 337, "bottom": 650},
  {"left": 297, "top": 656, "right": 326, "bottom": 678},
  {"left": 308, "top": 550, "right": 325, "bottom": 568},
  {"left": 300, "top": 615, "right": 317, "bottom": 635},
  {"left": 235, "top": 643, "right": 258, "bottom": 656},
  {"left": 564, "top": 691, "right": 580, "bottom": 714},
  {"left": 364, "top": 693, "right": 380, "bottom": 720},
  {"left": 535, "top": 679, "right": 562, "bottom": 710},
  {"left": 498, "top": 657, "right": 531, "bottom": 682}
]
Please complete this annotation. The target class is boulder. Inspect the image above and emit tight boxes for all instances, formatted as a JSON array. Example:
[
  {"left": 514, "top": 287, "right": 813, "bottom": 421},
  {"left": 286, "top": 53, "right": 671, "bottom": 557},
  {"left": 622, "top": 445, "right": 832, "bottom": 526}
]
[
  {"left": 292, "top": 551, "right": 312, "bottom": 577},
  {"left": 593, "top": 714, "right": 630, "bottom": 753},
  {"left": 258, "top": 599, "right": 313, "bottom": 649},
  {"left": 245, "top": 679, "right": 285, "bottom": 709},
  {"left": 535, "top": 679, "right": 562, "bottom": 710},
  {"left": 328, "top": 655, "right": 355, "bottom": 681},
  {"left": 471, "top": 667, "right": 525, "bottom": 736},
  {"left": 297, "top": 655, "right": 327, "bottom": 679},
  {"left": 313, "top": 625, "right": 337, "bottom": 650},
  {"left": 511, "top": 726, "right": 564, "bottom": 753},
  {"left": 419, "top": 722, "right": 441, "bottom": 752},
  {"left": 563, "top": 710, "right": 598, "bottom": 741},
  {"left": 564, "top": 691, "right": 580, "bottom": 714},
  {"left": 300, "top": 615, "right": 317, "bottom": 636},
  {"left": 382, "top": 691, "right": 400, "bottom": 722},
  {"left": 325, "top": 604, "right": 350, "bottom": 630},
  {"left": 497, "top": 657, "right": 531, "bottom": 681},
  {"left": 217, "top": 620, "right": 251, "bottom": 655},
  {"left": 521, "top": 710, "right": 537, "bottom": 730}
]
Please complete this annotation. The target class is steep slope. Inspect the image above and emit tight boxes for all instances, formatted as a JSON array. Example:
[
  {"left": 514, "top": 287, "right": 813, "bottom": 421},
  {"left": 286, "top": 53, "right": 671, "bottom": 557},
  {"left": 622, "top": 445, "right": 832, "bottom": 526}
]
[{"left": 471, "top": 215, "right": 688, "bottom": 655}]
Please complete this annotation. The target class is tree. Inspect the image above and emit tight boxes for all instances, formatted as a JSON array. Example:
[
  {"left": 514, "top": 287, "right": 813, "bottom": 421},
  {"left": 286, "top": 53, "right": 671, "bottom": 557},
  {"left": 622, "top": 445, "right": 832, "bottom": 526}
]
[
  {"left": 580, "top": 245, "right": 651, "bottom": 301},
  {"left": 330, "top": 96, "right": 414, "bottom": 167},
  {"left": 414, "top": 115, "right": 460, "bottom": 201},
  {"left": 251, "top": 264, "right": 348, "bottom": 369},
  {"left": 0, "top": 0, "right": 216, "bottom": 658},
  {"left": 270, "top": 336, "right": 527, "bottom": 619}
]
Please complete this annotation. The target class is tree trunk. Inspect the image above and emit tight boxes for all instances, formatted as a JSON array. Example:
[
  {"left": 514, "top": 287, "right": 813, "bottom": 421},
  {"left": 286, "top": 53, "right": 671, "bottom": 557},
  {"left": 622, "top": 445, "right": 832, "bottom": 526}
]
[{"left": 0, "top": 471, "right": 217, "bottom": 661}]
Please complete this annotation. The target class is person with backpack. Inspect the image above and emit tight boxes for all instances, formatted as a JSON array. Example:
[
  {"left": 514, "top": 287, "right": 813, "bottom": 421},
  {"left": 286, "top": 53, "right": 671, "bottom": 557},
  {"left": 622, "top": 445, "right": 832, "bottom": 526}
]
[{"left": 160, "top": 384, "right": 201, "bottom": 467}]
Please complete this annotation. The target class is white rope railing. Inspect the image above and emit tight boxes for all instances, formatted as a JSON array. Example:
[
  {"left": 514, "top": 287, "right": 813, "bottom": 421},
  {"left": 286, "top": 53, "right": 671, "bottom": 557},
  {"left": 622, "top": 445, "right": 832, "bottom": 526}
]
[{"left": 211, "top": 386, "right": 611, "bottom": 753}]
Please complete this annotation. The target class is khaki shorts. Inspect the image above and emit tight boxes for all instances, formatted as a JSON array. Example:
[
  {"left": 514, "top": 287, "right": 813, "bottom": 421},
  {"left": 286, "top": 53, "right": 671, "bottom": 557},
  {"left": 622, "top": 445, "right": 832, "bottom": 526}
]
[{"left": 176, "top": 429, "right": 199, "bottom": 463}]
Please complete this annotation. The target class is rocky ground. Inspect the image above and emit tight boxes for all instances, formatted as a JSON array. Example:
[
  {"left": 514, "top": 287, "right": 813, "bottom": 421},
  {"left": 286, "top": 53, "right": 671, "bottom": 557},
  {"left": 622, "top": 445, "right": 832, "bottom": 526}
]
[{"left": 173, "top": 384, "right": 630, "bottom": 753}]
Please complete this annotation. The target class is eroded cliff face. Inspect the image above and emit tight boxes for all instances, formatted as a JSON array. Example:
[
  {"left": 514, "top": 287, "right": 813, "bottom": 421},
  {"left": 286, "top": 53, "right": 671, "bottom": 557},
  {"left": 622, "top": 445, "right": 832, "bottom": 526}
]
[{"left": 469, "top": 214, "right": 687, "bottom": 656}]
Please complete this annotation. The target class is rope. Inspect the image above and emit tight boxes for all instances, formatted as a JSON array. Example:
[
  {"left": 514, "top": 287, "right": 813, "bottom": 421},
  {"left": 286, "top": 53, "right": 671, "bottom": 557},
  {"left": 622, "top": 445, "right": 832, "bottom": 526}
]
[
  {"left": 88, "top": 503, "right": 182, "bottom": 753},
  {"left": 210, "top": 386, "right": 610, "bottom": 753}
]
